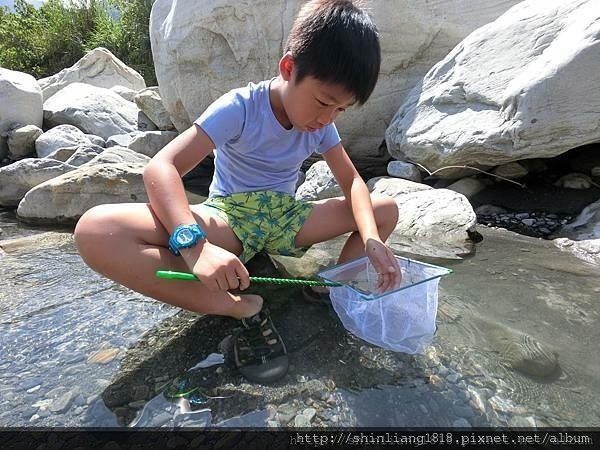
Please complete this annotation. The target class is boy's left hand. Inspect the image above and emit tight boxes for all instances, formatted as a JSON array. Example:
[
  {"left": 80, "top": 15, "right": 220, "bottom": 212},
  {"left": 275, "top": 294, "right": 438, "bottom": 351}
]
[{"left": 365, "top": 238, "right": 402, "bottom": 293}]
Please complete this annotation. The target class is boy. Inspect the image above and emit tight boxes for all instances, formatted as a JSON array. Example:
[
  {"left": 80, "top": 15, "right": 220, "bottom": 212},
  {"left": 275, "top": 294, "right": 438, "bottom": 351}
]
[{"left": 75, "top": 0, "right": 401, "bottom": 384}]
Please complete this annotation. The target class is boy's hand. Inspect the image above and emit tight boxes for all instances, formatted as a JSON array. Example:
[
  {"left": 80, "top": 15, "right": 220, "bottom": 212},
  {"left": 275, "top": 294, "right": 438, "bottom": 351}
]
[
  {"left": 181, "top": 242, "right": 250, "bottom": 292},
  {"left": 365, "top": 238, "right": 402, "bottom": 293}
]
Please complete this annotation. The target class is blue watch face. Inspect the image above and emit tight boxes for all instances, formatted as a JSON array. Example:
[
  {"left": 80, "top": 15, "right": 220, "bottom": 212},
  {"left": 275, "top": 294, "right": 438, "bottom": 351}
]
[{"left": 176, "top": 228, "right": 195, "bottom": 245}]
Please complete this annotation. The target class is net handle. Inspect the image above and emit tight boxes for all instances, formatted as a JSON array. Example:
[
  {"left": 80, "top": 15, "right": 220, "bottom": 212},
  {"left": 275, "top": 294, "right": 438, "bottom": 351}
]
[{"left": 155, "top": 270, "right": 341, "bottom": 287}]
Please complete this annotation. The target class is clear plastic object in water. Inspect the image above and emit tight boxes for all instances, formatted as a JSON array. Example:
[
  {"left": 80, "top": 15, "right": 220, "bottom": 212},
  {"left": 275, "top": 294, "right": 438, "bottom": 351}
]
[{"left": 318, "top": 255, "right": 452, "bottom": 354}]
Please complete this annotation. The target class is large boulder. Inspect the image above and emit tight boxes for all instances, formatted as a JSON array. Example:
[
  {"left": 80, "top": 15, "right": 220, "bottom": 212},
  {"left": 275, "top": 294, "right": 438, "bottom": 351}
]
[
  {"left": 38, "top": 48, "right": 146, "bottom": 101},
  {"left": 0, "top": 158, "right": 75, "bottom": 206},
  {"left": 149, "top": 0, "right": 520, "bottom": 156},
  {"left": 386, "top": 0, "right": 600, "bottom": 176},
  {"left": 0, "top": 68, "right": 43, "bottom": 158},
  {"left": 16, "top": 163, "right": 148, "bottom": 224},
  {"left": 43, "top": 83, "right": 142, "bottom": 139},
  {"left": 367, "top": 177, "right": 477, "bottom": 244}
]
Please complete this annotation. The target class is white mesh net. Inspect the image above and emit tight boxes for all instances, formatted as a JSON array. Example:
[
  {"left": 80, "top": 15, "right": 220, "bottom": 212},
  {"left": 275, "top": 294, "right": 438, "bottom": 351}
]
[{"left": 319, "top": 256, "right": 451, "bottom": 354}]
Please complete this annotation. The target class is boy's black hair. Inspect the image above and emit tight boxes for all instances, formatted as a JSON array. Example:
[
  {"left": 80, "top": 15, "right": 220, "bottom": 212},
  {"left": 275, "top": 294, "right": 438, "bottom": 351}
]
[{"left": 284, "top": 0, "right": 381, "bottom": 105}]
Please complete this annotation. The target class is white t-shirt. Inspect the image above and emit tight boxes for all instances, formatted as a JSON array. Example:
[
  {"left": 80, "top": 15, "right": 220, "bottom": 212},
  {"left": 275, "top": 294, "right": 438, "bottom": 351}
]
[{"left": 194, "top": 78, "right": 341, "bottom": 197}]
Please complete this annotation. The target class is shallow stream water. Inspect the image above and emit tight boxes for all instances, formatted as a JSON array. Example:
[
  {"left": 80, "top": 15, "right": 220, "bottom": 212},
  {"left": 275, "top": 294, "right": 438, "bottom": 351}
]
[{"left": 0, "top": 209, "right": 599, "bottom": 427}]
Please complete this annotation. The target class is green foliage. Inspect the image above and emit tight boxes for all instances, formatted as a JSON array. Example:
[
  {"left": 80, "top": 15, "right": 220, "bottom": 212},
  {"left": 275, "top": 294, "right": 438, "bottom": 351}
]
[{"left": 0, "top": 0, "right": 156, "bottom": 84}]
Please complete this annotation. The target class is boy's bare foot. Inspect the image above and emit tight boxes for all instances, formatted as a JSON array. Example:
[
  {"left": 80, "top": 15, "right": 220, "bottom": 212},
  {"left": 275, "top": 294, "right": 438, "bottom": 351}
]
[{"left": 231, "top": 294, "right": 263, "bottom": 319}]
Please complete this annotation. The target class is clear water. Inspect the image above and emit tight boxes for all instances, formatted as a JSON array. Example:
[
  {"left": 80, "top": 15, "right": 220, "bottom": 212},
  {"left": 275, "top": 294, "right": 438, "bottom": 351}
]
[{"left": 1, "top": 210, "right": 599, "bottom": 427}]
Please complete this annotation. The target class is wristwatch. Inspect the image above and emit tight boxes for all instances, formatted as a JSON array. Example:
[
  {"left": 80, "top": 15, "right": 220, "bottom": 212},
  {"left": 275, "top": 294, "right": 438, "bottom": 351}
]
[{"left": 168, "top": 224, "right": 207, "bottom": 255}]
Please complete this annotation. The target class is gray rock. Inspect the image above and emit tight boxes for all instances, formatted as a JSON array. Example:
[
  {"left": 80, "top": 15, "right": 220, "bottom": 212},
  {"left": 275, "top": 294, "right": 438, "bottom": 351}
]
[
  {"left": 386, "top": 0, "right": 600, "bottom": 175},
  {"left": 128, "top": 130, "right": 178, "bottom": 157},
  {"left": 446, "top": 177, "right": 487, "bottom": 199},
  {"left": 554, "top": 173, "right": 593, "bottom": 189},
  {"left": 293, "top": 413, "right": 311, "bottom": 428},
  {"left": 64, "top": 144, "right": 104, "bottom": 166},
  {"left": 0, "top": 158, "right": 75, "bottom": 206},
  {"left": 43, "top": 82, "right": 141, "bottom": 139},
  {"left": 134, "top": 87, "right": 175, "bottom": 130},
  {"left": 16, "top": 162, "right": 148, "bottom": 224},
  {"left": 36, "top": 124, "right": 92, "bottom": 158},
  {"left": 49, "top": 390, "right": 77, "bottom": 413},
  {"left": 106, "top": 132, "right": 141, "bottom": 148},
  {"left": 387, "top": 160, "right": 422, "bottom": 182},
  {"left": 295, "top": 161, "right": 342, "bottom": 201},
  {"left": 85, "top": 134, "right": 106, "bottom": 147},
  {"left": 110, "top": 85, "right": 137, "bottom": 102},
  {"left": 7, "top": 125, "right": 42, "bottom": 160}
]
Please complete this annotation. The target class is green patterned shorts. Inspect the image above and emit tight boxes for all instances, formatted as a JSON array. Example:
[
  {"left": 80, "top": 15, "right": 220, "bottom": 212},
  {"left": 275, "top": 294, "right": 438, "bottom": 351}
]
[{"left": 199, "top": 191, "right": 314, "bottom": 263}]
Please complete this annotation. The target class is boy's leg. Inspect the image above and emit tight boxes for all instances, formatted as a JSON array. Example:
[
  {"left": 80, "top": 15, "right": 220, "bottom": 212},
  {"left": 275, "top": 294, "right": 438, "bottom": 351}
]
[
  {"left": 74, "top": 202, "right": 262, "bottom": 319},
  {"left": 295, "top": 194, "right": 399, "bottom": 263}
]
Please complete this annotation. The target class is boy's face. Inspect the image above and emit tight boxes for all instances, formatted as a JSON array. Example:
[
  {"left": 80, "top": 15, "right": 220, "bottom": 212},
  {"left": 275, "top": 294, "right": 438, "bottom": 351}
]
[{"left": 280, "top": 56, "right": 356, "bottom": 132}]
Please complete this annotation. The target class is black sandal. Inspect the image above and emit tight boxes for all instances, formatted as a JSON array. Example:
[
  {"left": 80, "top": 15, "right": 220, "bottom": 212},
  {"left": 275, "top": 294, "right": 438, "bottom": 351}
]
[{"left": 233, "top": 309, "right": 289, "bottom": 384}]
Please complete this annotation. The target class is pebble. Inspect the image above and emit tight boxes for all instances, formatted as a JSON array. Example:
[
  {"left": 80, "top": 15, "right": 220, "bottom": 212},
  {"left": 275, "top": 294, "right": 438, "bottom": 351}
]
[
  {"left": 49, "top": 390, "right": 77, "bottom": 413},
  {"left": 293, "top": 414, "right": 311, "bottom": 427},
  {"left": 447, "top": 373, "right": 460, "bottom": 383},
  {"left": 477, "top": 211, "right": 571, "bottom": 238},
  {"left": 301, "top": 407, "right": 315, "bottom": 421}
]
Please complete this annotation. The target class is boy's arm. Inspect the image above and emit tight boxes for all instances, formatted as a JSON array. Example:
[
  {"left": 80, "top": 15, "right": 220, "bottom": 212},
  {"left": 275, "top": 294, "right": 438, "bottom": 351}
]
[
  {"left": 322, "top": 143, "right": 401, "bottom": 289},
  {"left": 143, "top": 124, "right": 250, "bottom": 291}
]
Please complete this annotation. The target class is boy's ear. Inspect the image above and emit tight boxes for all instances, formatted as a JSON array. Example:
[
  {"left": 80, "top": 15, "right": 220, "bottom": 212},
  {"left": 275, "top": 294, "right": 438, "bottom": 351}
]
[{"left": 279, "top": 53, "right": 295, "bottom": 82}]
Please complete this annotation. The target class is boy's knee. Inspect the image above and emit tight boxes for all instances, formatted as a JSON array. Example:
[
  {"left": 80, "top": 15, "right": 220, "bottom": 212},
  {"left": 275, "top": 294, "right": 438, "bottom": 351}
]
[{"left": 74, "top": 205, "right": 112, "bottom": 252}]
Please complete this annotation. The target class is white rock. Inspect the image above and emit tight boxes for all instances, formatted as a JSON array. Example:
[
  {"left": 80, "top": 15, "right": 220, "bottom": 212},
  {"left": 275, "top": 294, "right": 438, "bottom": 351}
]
[
  {"left": 36, "top": 124, "right": 92, "bottom": 158},
  {"left": 134, "top": 87, "right": 175, "bottom": 130},
  {"left": 64, "top": 144, "right": 104, "bottom": 166},
  {"left": 0, "top": 68, "right": 43, "bottom": 156},
  {"left": 553, "top": 198, "right": 600, "bottom": 265},
  {"left": 553, "top": 173, "right": 593, "bottom": 189},
  {"left": 446, "top": 177, "right": 486, "bottom": 199},
  {"left": 44, "top": 146, "right": 78, "bottom": 162},
  {"left": 295, "top": 161, "right": 342, "bottom": 201},
  {"left": 492, "top": 162, "right": 528, "bottom": 179},
  {"left": 106, "top": 132, "right": 142, "bottom": 148},
  {"left": 128, "top": 130, "right": 178, "bottom": 157},
  {"left": 38, "top": 48, "right": 145, "bottom": 101},
  {"left": 0, "top": 158, "right": 75, "bottom": 206},
  {"left": 386, "top": 0, "right": 600, "bottom": 175},
  {"left": 43, "top": 82, "right": 142, "bottom": 139},
  {"left": 368, "top": 176, "right": 476, "bottom": 242},
  {"left": 137, "top": 111, "right": 158, "bottom": 132},
  {"left": 149, "top": 0, "right": 520, "bottom": 155},
  {"left": 17, "top": 163, "right": 148, "bottom": 223},
  {"left": 7, "top": 125, "right": 43, "bottom": 160},
  {"left": 110, "top": 85, "right": 137, "bottom": 102},
  {"left": 87, "top": 146, "right": 151, "bottom": 166},
  {"left": 85, "top": 134, "right": 106, "bottom": 148},
  {"left": 387, "top": 160, "right": 421, "bottom": 182}
]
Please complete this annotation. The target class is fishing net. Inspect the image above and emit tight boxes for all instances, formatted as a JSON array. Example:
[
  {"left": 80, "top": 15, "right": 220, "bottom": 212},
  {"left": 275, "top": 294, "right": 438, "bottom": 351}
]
[{"left": 318, "top": 256, "right": 452, "bottom": 354}]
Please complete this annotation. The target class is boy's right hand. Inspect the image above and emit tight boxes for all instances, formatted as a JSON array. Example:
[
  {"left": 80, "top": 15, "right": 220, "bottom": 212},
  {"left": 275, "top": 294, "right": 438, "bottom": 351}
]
[{"left": 181, "top": 242, "right": 250, "bottom": 292}]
